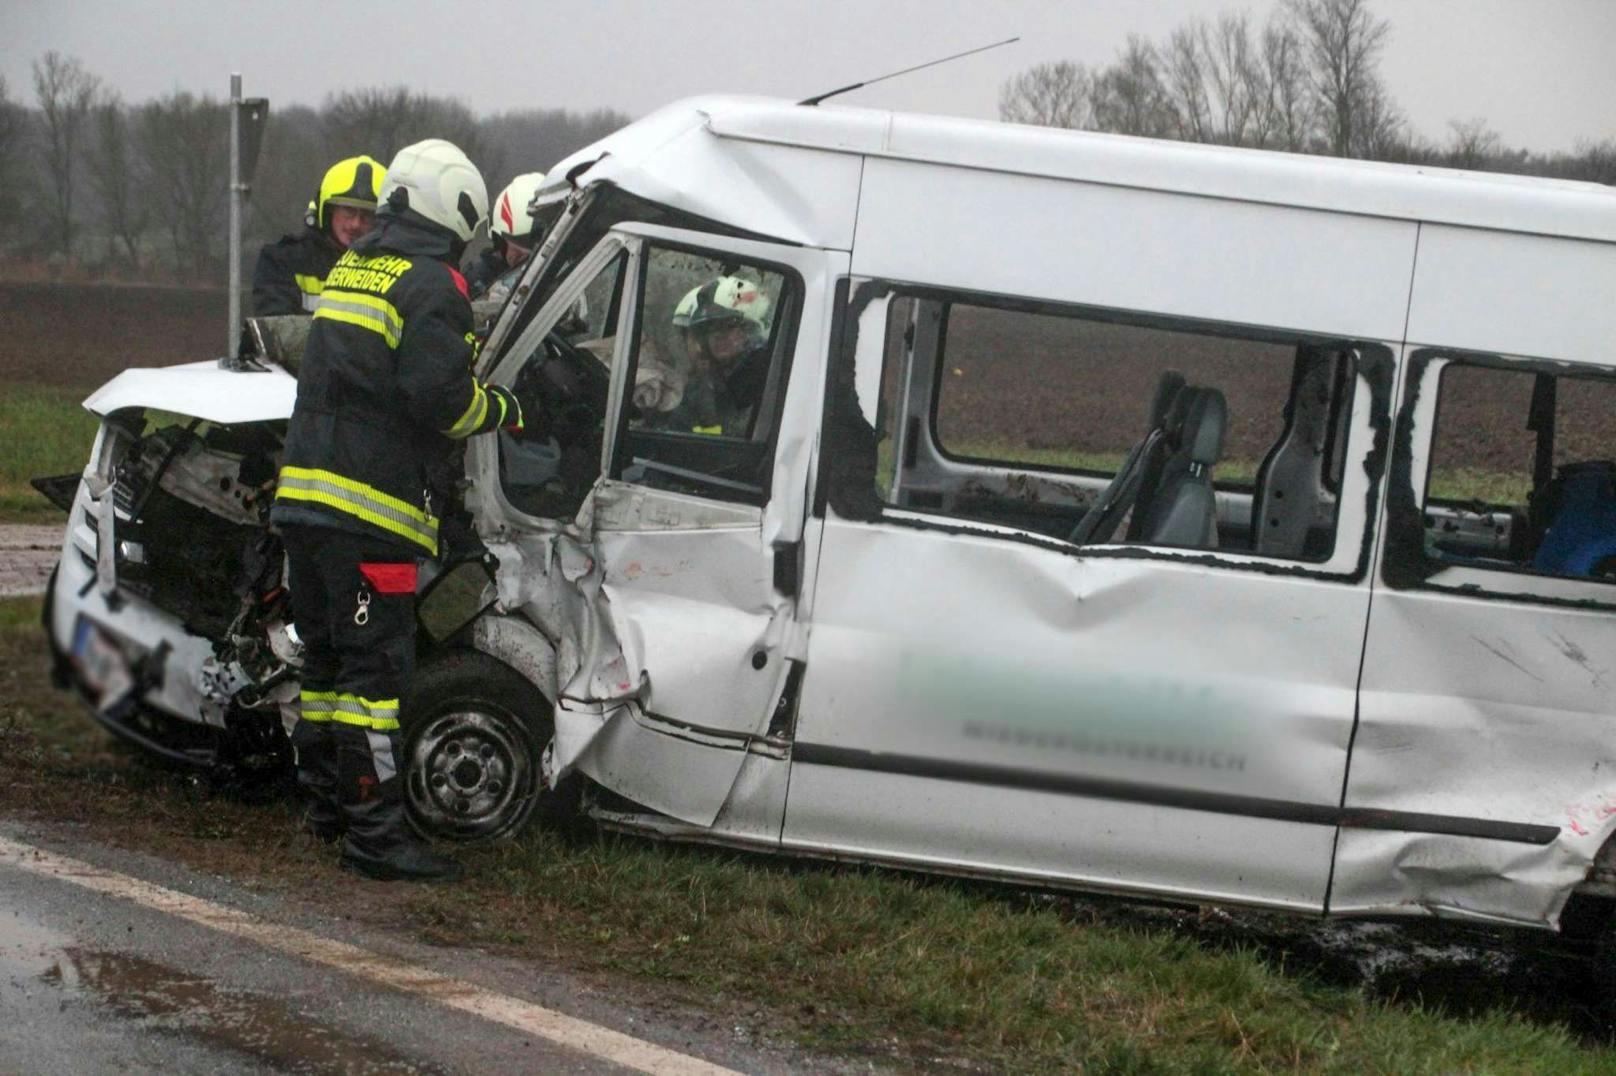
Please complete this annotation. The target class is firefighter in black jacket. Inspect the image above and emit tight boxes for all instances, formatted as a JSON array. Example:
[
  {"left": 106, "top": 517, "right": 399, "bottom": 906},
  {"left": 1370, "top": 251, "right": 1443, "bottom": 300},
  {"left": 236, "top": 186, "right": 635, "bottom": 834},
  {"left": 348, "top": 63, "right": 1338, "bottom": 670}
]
[
  {"left": 252, "top": 155, "right": 385, "bottom": 315},
  {"left": 272, "top": 138, "right": 521, "bottom": 883}
]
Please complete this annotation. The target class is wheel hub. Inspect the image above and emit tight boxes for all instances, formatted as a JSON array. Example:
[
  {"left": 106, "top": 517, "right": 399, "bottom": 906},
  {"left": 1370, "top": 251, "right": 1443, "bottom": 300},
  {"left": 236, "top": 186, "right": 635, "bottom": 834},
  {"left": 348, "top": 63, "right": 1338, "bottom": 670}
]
[{"left": 406, "top": 708, "right": 533, "bottom": 840}]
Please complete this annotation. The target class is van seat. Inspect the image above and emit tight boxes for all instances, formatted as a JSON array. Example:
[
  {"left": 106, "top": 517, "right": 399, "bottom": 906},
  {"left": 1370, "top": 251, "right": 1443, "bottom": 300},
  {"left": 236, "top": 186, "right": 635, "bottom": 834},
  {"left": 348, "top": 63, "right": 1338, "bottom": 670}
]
[
  {"left": 1068, "top": 370, "right": 1185, "bottom": 545},
  {"left": 1138, "top": 388, "right": 1226, "bottom": 549}
]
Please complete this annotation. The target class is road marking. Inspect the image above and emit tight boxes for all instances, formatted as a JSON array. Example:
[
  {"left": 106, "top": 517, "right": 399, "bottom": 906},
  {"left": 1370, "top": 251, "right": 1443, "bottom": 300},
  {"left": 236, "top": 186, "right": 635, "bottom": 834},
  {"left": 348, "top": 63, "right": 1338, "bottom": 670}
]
[{"left": 0, "top": 835, "right": 740, "bottom": 1076}]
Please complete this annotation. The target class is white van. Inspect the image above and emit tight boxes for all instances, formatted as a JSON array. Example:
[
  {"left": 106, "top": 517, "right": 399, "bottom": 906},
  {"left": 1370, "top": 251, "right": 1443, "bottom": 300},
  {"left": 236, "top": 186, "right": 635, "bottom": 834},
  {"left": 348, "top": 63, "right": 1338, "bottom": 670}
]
[{"left": 43, "top": 96, "right": 1616, "bottom": 938}]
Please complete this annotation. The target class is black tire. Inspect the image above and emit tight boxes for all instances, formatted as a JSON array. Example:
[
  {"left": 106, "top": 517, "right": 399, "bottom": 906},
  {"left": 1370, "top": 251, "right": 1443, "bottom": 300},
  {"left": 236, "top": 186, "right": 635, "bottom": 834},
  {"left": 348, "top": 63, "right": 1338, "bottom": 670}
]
[{"left": 402, "top": 650, "right": 568, "bottom": 843}]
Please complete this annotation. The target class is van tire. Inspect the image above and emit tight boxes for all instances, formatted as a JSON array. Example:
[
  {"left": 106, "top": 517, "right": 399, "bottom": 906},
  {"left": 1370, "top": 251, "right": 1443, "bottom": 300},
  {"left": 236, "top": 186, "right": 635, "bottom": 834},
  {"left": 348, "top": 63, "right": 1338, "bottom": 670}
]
[{"left": 401, "top": 650, "right": 572, "bottom": 843}]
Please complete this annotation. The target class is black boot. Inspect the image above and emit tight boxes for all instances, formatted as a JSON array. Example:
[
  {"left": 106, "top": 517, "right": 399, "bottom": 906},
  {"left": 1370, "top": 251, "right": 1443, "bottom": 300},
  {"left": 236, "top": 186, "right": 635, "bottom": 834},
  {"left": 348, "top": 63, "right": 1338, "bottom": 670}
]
[
  {"left": 291, "top": 720, "right": 343, "bottom": 844},
  {"left": 339, "top": 789, "right": 463, "bottom": 883}
]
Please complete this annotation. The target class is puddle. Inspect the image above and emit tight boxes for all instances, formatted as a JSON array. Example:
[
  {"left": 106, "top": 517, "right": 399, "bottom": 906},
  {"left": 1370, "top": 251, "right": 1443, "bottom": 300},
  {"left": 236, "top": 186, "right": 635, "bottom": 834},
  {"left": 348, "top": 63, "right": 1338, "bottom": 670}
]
[{"left": 0, "top": 908, "right": 444, "bottom": 1073}]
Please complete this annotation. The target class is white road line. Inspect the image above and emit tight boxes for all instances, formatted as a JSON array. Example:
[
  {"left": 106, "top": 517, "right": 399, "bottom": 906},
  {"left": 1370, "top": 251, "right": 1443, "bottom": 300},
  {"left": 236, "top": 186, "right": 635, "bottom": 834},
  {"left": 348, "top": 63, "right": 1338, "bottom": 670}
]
[{"left": 0, "top": 835, "right": 741, "bottom": 1076}]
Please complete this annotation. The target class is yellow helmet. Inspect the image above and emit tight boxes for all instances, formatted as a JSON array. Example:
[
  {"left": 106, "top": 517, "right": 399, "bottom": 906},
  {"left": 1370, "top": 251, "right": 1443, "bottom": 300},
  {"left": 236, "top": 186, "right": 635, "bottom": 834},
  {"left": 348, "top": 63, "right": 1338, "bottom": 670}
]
[{"left": 316, "top": 155, "right": 385, "bottom": 233}]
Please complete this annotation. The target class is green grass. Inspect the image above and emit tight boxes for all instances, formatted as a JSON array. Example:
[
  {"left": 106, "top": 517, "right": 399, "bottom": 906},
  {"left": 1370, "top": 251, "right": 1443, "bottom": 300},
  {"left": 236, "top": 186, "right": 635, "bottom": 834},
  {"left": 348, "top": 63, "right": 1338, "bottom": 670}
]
[
  {"left": 0, "top": 383, "right": 99, "bottom": 523},
  {"left": 1429, "top": 467, "right": 1533, "bottom": 507},
  {"left": 2, "top": 593, "right": 1611, "bottom": 1072}
]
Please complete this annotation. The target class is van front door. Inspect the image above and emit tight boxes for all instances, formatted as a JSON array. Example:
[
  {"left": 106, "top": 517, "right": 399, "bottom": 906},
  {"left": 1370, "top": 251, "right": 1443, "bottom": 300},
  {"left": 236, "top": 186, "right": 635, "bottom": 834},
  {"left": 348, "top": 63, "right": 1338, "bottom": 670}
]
[{"left": 566, "top": 223, "right": 846, "bottom": 826}]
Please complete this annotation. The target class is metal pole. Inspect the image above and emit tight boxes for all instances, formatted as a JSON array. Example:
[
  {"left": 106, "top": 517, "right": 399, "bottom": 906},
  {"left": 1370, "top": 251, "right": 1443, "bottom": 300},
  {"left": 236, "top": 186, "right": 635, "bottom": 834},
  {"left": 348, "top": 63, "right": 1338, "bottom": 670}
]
[{"left": 227, "top": 72, "right": 242, "bottom": 361}]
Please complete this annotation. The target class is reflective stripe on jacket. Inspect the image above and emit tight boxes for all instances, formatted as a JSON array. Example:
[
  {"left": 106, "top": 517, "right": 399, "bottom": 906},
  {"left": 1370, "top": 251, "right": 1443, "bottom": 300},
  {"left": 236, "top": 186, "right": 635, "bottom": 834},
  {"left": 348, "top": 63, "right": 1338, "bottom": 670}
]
[{"left": 271, "top": 213, "right": 511, "bottom": 556}]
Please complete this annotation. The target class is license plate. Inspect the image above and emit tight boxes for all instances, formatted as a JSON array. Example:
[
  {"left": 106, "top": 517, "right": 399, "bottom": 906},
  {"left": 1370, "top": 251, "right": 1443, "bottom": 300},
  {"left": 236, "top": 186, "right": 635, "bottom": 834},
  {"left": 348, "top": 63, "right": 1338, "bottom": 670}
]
[{"left": 71, "top": 617, "right": 135, "bottom": 712}]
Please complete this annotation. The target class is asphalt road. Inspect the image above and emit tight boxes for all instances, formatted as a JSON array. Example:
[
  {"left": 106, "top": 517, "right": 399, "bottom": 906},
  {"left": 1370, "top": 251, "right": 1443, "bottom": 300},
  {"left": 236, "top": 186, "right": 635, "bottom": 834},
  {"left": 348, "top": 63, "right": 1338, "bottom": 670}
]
[
  {"left": 0, "top": 821, "right": 835, "bottom": 1075},
  {"left": 0, "top": 524, "right": 59, "bottom": 598}
]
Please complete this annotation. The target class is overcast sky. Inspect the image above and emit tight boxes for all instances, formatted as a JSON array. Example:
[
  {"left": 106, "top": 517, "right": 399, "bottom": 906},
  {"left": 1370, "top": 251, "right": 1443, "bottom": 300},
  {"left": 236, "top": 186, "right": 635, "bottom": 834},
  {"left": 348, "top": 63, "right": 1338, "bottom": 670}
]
[{"left": 3, "top": 0, "right": 1613, "bottom": 155}]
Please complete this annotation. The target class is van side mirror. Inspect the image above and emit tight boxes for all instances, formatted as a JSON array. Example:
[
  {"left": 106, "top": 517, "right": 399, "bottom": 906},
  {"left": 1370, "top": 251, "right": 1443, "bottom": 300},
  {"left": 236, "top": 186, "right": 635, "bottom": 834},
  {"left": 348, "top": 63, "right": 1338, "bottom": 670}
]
[{"left": 416, "top": 555, "right": 499, "bottom": 643}]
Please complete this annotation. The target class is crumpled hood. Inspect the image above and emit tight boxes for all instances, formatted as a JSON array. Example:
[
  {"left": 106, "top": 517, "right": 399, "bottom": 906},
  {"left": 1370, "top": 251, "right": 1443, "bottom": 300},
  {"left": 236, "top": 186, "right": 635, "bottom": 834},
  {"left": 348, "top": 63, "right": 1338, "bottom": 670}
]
[{"left": 84, "top": 360, "right": 296, "bottom": 425}]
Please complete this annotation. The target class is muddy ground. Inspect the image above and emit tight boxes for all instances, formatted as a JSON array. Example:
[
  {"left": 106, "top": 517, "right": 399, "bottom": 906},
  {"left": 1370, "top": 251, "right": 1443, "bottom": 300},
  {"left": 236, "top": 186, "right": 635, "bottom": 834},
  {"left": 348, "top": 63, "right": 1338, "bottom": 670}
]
[{"left": 0, "top": 282, "right": 231, "bottom": 389}]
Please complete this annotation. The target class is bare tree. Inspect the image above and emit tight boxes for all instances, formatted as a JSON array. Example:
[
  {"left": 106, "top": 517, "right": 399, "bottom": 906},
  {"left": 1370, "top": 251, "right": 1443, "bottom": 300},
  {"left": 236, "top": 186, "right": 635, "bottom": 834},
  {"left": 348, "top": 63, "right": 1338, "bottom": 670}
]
[
  {"left": 1351, "top": 76, "right": 1405, "bottom": 159},
  {"left": 1206, "top": 13, "right": 1262, "bottom": 145},
  {"left": 998, "top": 61, "right": 1092, "bottom": 128},
  {"left": 32, "top": 51, "right": 103, "bottom": 259},
  {"left": 323, "top": 86, "right": 487, "bottom": 165},
  {"left": 1091, "top": 36, "right": 1174, "bottom": 138},
  {"left": 1161, "top": 22, "right": 1212, "bottom": 142},
  {"left": 1255, "top": 21, "right": 1314, "bottom": 151},
  {"left": 0, "top": 75, "right": 26, "bottom": 237},
  {"left": 139, "top": 92, "right": 229, "bottom": 279},
  {"left": 87, "top": 94, "right": 145, "bottom": 264},
  {"left": 1445, "top": 117, "right": 1502, "bottom": 170},
  {"left": 1285, "top": 0, "right": 1392, "bottom": 157},
  {"left": 1570, "top": 139, "right": 1616, "bottom": 186}
]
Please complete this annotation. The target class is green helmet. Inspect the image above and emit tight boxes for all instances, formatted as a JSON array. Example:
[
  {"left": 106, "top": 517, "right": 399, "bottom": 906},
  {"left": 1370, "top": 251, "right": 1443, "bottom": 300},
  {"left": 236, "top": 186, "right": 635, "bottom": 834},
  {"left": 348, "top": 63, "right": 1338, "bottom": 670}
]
[{"left": 671, "top": 275, "right": 771, "bottom": 333}]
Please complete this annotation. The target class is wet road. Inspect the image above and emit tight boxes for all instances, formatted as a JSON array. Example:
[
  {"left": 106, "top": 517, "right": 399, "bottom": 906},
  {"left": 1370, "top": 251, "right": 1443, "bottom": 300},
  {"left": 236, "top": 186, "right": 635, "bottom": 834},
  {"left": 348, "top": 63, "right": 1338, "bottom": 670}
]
[
  {"left": 0, "top": 824, "right": 812, "bottom": 1075},
  {"left": 0, "top": 524, "right": 59, "bottom": 598}
]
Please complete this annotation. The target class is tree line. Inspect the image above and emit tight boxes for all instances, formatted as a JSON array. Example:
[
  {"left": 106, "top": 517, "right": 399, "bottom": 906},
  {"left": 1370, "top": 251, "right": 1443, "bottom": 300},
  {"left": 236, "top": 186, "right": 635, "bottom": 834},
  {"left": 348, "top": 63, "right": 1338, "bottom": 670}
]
[
  {"left": 998, "top": 0, "right": 1615, "bottom": 183},
  {"left": 0, "top": 53, "right": 631, "bottom": 282}
]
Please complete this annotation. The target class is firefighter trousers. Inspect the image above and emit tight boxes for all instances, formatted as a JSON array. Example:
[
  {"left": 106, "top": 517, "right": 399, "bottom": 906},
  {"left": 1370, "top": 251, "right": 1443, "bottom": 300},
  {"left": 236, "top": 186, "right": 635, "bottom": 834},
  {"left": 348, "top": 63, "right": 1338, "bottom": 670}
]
[{"left": 282, "top": 524, "right": 418, "bottom": 840}]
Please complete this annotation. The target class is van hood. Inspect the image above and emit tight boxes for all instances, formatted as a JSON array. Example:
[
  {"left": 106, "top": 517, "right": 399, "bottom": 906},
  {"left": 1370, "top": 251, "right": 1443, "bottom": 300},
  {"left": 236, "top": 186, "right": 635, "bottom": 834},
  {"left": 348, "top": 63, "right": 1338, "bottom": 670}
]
[{"left": 84, "top": 360, "right": 296, "bottom": 424}]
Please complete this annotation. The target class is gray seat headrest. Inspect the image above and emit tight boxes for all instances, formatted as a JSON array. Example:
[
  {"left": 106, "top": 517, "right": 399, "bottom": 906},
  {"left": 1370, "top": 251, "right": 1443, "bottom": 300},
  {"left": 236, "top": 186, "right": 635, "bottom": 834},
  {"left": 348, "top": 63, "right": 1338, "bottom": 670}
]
[
  {"left": 1148, "top": 370, "right": 1186, "bottom": 429},
  {"left": 1184, "top": 388, "right": 1227, "bottom": 466}
]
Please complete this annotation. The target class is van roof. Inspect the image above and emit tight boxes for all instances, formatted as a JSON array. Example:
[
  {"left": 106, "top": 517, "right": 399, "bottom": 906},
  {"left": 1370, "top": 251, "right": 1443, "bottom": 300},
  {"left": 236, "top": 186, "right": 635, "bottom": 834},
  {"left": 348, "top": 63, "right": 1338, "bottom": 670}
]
[{"left": 545, "top": 95, "right": 1616, "bottom": 246}]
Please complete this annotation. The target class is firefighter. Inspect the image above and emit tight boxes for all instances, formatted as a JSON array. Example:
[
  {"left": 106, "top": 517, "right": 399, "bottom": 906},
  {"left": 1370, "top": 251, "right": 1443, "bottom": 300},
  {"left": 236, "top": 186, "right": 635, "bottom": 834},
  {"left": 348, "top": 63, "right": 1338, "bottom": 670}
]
[
  {"left": 272, "top": 138, "right": 522, "bottom": 883},
  {"left": 463, "top": 171, "right": 546, "bottom": 299},
  {"left": 252, "top": 155, "right": 385, "bottom": 316},
  {"left": 668, "top": 275, "right": 774, "bottom": 436}
]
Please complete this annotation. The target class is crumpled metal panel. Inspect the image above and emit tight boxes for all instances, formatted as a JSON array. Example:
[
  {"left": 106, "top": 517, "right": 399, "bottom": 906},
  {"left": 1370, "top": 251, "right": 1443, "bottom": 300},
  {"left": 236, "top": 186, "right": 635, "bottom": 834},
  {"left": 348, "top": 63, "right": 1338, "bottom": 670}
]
[
  {"left": 784, "top": 513, "right": 1372, "bottom": 908},
  {"left": 485, "top": 485, "right": 773, "bottom": 827},
  {"left": 539, "top": 99, "right": 863, "bottom": 250},
  {"left": 1330, "top": 829, "right": 1589, "bottom": 927},
  {"left": 1341, "top": 584, "right": 1616, "bottom": 926}
]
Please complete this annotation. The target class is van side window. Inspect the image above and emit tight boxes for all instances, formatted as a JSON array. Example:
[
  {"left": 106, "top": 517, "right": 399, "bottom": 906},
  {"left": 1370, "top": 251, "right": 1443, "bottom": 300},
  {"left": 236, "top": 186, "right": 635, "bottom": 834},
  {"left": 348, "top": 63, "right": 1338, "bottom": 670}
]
[
  {"left": 879, "top": 296, "right": 1359, "bottom": 563},
  {"left": 610, "top": 245, "right": 799, "bottom": 505},
  {"left": 498, "top": 251, "right": 627, "bottom": 520},
  {"left": 1423, "top": 361, "right": 1616, "bottom": 582}
]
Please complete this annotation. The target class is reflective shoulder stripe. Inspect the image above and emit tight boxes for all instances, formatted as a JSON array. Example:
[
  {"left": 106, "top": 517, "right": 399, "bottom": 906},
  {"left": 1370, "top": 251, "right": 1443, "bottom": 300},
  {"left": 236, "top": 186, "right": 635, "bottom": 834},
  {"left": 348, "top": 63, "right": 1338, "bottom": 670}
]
[
  {"left": 294, "top": 273, "right": 325, "bottom": 296},
  {"left": 313, "top": 290, "right": 403, "bottom": 348},
  {"left": 444, "top": 383, "right": 489, "bottom": 439},
  {"left": 692, "top": 424, "right": 724, "bottom": 435},
  {"left": 277, "top": 466, "right": 438, "bottom": 555}
]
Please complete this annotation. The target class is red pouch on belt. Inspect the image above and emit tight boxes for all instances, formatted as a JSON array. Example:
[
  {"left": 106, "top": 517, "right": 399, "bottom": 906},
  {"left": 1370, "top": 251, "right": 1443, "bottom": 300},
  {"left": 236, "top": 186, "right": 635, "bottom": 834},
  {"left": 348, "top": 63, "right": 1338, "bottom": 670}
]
[{"left": 359, "top": 563, "right": 418, "bottom": 594}]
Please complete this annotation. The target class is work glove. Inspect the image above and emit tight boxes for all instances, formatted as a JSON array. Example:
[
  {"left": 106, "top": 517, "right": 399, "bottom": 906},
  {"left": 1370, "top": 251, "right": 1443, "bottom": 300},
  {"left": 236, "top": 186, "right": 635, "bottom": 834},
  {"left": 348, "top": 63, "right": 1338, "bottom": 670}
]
[{"left": 487, "top": 384, "right": 525, "bottom": 433}]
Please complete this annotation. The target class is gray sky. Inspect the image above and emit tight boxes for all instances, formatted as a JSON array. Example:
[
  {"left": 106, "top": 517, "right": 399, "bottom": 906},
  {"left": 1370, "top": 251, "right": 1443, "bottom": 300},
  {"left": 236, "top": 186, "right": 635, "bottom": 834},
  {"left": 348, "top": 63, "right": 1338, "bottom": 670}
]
[{"left": 3, "top": 0, "right": 1613, "bottom": 154}]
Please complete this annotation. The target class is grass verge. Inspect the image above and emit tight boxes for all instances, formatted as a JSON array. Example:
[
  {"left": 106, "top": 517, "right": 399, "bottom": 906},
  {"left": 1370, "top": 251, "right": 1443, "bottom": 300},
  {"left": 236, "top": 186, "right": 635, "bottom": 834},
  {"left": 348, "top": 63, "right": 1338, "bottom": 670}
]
[
  {"left": 2, "top": 594, "right": 1612, "bottom": 1072},
  {"left": 0, "top": 383, "right": 97, "bottom": 523}
]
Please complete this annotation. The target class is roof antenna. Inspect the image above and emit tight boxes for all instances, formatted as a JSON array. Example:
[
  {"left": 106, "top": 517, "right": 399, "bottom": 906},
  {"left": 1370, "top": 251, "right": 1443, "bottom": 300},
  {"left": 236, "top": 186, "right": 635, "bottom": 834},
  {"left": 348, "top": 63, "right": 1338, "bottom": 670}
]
[{"left": 798, "top": 36, "right": 1020, "bottom": 107}]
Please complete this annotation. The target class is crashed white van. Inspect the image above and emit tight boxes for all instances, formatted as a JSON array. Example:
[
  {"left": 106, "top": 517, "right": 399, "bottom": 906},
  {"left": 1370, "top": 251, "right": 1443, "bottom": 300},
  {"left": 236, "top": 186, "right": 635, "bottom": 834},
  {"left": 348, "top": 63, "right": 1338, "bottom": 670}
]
[{"left": 42, "top": 96, "right": 1616, "bottom": 938}]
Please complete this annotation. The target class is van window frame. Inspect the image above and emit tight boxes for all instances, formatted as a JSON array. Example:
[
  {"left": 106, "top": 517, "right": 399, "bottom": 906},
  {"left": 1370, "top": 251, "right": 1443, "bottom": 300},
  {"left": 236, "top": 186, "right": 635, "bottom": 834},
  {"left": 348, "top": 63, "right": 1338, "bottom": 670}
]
[
  {"left": 1383, "top": 346, "right": 1616, "bottom": 610},
  {"left": 818, "top": 279, "right": 1395, "bottom": 585},
  {"left": 605, "top": 234, "right": 807, "bottom": 508}
]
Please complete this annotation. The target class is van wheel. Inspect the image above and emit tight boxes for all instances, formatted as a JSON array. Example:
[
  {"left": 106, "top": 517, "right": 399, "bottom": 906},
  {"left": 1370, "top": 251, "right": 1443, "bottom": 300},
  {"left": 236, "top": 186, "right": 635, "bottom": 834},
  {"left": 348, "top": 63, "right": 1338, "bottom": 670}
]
[{"left": 402, "top": 650, "right": 565, "bottom": 842}]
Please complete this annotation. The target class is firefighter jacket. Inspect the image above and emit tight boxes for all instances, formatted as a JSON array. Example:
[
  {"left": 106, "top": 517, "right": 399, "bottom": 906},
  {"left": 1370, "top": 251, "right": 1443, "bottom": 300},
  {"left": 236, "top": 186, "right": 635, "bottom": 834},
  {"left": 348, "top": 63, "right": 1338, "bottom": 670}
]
[
  {"left": 253, "top": 226, "right": 341, "bottom": 315},
  {"left": 271, "top": 212, "right": 521, "bottom": 557}
]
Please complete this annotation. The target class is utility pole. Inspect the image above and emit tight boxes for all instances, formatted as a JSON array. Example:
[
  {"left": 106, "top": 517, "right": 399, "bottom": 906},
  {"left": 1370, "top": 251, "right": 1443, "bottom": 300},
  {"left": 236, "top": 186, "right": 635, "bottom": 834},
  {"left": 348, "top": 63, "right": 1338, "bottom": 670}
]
[
  {"left": 227, "top": 73, "right": 269, "bottom": 361},
  {"left": 228, "top": 73, "right": 242, "bottom": 360}
]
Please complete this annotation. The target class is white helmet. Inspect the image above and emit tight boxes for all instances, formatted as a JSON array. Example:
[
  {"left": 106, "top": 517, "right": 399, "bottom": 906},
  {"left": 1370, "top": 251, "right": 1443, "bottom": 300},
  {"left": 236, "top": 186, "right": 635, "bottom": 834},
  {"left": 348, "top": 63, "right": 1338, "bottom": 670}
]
[
  {"left": 490, "top": 172, "right": 547, "bottom": 248},
  {"left": 379, "top": 138, "right": 488, "bottom": 244}
]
